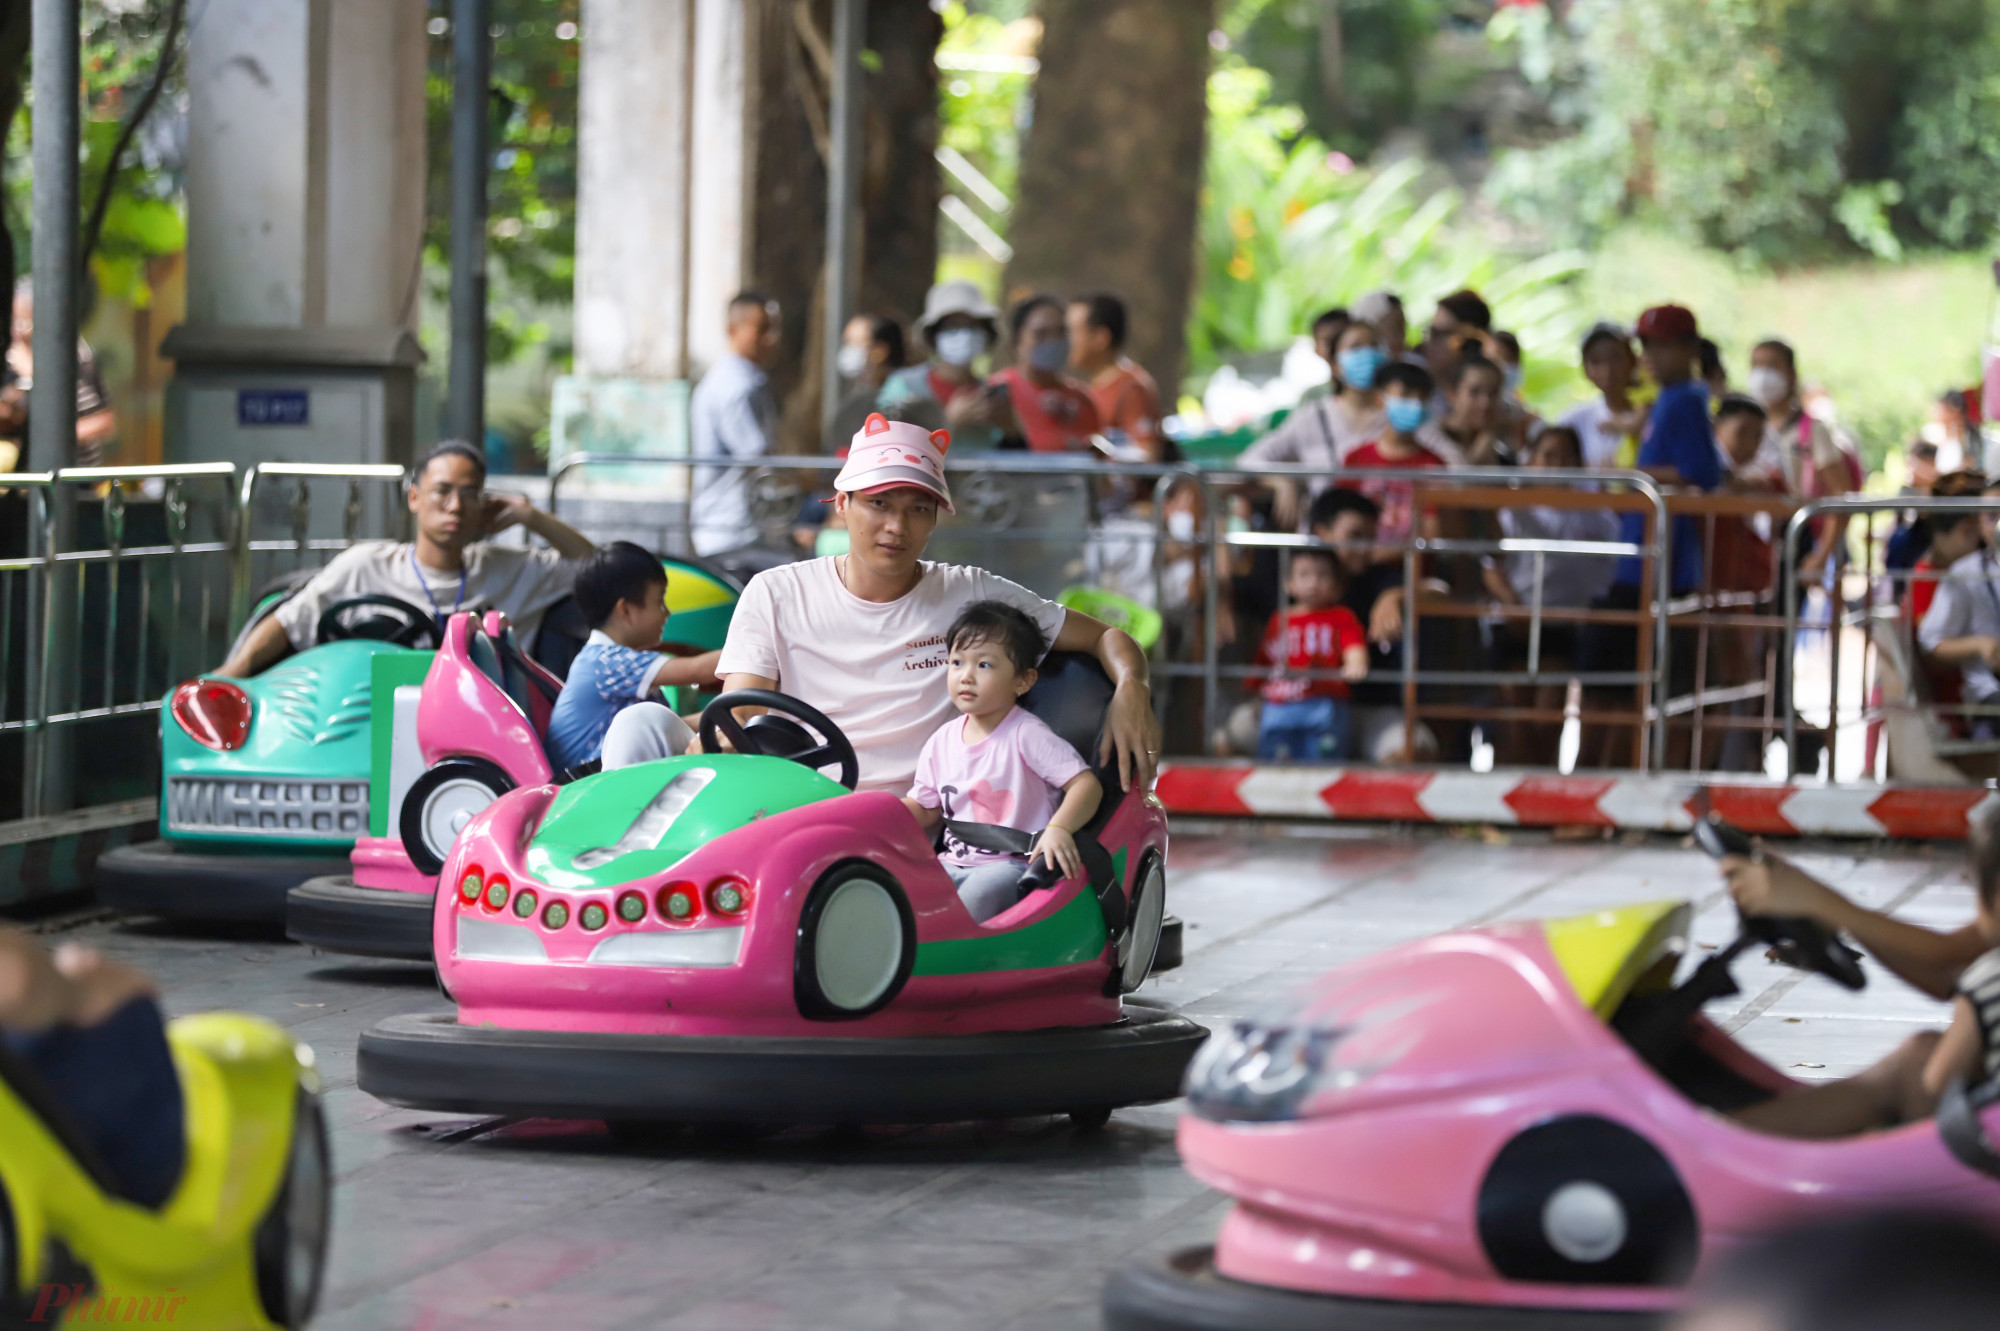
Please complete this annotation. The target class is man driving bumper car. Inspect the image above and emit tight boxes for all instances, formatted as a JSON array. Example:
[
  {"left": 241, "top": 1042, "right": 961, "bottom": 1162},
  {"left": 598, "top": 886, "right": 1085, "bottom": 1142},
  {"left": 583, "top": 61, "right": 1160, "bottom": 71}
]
[{"left": 96, "top": 442, "right": 598, "bottom": 925}]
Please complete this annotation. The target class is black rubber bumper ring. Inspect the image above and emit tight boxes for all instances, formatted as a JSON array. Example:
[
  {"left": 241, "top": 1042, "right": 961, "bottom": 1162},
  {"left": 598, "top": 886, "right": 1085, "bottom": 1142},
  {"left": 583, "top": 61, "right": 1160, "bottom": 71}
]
[
  {"left": 286, "top": 875, "right": 435, "bottom": 961},
  {"left": 358, "top": 999, "right": 1208, "bottom": 1126}
]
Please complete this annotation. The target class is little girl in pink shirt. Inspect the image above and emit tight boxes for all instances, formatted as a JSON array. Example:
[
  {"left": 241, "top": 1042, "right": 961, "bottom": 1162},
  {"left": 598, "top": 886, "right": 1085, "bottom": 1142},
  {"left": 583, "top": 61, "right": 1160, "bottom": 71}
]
[{"left": 903, "top": 600, "right": 1103, "bottom": 922}]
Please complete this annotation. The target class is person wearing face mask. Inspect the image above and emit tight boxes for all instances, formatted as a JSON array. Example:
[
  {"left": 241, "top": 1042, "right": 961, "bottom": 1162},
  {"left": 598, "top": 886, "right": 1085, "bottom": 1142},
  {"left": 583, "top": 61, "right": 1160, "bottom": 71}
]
[
  {"left": 824, "top": 314, "right": 908, "bottom": 454},
  {"left": 987, "top": 293, "right": 1101, "bottom": 453},
  {"left": 1749, "top": 338, "right": 1860, "bottom": 584},
  {"left": 878, "top": 280, "right": 1008, "bottom": 450},
  {"left": 1336, "top": 360, "right": 1445, "bottom": 557},
  {"left": 1240, "top": 320, "right": 1392, "bottom": 529}
]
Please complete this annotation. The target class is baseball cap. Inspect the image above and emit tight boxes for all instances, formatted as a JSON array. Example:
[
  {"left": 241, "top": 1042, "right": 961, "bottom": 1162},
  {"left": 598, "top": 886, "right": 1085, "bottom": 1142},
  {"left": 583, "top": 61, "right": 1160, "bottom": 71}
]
[
  {"left": 834, "top": 414, "right": 954, "bottom": 513},
  {"left": 1635, "top": 304, "right": 1698, "bottom": 342}
]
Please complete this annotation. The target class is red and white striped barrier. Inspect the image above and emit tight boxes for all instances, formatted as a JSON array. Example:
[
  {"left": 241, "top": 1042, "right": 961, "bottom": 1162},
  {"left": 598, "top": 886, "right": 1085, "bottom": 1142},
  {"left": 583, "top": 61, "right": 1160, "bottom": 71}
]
[{"left": 1156, "top": 762, "right": 1996, "bottom": 841}]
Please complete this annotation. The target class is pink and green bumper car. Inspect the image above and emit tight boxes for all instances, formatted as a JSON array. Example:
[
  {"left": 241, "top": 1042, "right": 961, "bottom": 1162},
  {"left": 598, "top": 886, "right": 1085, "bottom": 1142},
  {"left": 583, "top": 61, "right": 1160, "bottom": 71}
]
[
  {"left": 284, "top": 609, "right": 568, "bottom": 961},
  {"left": 357, "top": 666, "right": 1205, "bottom": 1128},
  {"left": 1103, "top": 896, "right": 2000, "bottom": 1331}
]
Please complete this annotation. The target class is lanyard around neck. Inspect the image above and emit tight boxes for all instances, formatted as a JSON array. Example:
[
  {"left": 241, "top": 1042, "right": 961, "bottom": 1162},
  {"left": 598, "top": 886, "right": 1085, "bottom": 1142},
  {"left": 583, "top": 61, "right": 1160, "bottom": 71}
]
[{"left": 410, "top": 545, "right": 467, "bottom": 631}]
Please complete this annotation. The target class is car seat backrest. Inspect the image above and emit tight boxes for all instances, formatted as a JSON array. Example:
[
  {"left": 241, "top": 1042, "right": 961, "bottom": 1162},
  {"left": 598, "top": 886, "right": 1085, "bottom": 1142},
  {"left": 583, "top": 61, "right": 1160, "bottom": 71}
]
[
  {"left": 466, "top": 626, "right": 518, "bottom": 718},
  {"left": 1019, "top": 650, "right": 1123, "bottom": 836},
  {"left": 496, "top": 624, "right": 562, "bottom": 734}
]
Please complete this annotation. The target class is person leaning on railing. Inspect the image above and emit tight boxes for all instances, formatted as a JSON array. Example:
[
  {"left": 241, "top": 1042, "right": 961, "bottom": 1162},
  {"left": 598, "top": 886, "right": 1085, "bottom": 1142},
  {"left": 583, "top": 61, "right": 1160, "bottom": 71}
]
[
  {"left": 1916, "top": 475, "right": 2000, "bottom": 740},
  {"left": 1576, "top": 304, "right": 1723, "bottom": 769},
  {"left": 215, "top": 441, "right": 596, "bottom": 679}
]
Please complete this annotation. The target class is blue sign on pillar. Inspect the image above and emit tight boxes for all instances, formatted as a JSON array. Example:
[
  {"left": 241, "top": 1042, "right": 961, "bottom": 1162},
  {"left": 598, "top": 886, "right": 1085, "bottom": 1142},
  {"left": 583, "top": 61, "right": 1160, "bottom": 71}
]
[{"left": 238, "top": 389, "right": 310, "bottom": 427}]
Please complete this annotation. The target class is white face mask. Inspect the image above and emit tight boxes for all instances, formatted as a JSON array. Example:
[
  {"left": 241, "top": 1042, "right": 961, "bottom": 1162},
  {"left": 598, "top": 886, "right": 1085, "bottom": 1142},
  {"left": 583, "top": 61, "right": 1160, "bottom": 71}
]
[
  {"left": 1746, "top": 366, "right": 1791, "bottom": 408},
  {"left": 835, "top": 344, "right": 870, "bottom": 380},
  {"left": 1165, "top": 510, "right": 1196, "bottom": 541},
  {"left": 933, "top": 327, "right": 985, "bottom": 368}
]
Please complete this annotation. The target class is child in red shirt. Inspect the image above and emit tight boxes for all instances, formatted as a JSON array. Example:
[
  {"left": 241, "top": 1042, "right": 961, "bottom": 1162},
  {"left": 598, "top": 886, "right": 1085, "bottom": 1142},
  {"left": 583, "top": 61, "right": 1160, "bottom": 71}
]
[{"left": 1253, "top": 547, "right": 1369, "bottom": 761}]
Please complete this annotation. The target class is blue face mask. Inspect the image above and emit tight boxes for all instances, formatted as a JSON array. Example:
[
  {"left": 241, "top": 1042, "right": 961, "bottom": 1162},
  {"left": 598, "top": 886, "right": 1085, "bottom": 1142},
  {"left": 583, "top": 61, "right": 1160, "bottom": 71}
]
[
  {"left": 1336, "top": 345, "right": 1386, "bottom": 391},
  {"left": 1385, "top": 397, "right": 1427, "bottom": 434},
  {"left": 1028, "top": 338, "right": 1071, "bottom": 373}
]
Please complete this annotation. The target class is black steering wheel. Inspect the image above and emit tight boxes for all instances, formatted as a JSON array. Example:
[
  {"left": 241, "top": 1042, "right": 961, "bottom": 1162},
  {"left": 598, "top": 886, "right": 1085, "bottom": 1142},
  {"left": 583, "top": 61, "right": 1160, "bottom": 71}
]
[
  {"left": 315, "top": 595, "right": 442, "bottom": 650},
  {"left": 1740, "top": 907, "right": 1868, "bottom": 991},
  {"left": 1695, "top": 814, "right": 1868, "bottom": 992},
  {"left": 699, "top": 689, "right": 859, "bottom": 791}
]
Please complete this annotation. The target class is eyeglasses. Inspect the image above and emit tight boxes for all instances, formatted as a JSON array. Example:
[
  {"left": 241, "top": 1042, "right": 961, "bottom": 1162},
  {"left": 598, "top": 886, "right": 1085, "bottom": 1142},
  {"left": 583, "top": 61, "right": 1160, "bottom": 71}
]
[{"left": 419, "top": 484, "right": 486, "bottom": 508}]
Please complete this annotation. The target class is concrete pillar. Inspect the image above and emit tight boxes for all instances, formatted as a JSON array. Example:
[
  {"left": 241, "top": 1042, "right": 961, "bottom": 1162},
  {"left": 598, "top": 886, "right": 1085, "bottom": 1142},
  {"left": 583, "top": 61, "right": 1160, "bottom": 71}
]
[
  {"left": 167, "top": 0, "right": 427, "bottom": 470},
  {"left": 560, "top": 0, "right": 751, "bottom": 477}
]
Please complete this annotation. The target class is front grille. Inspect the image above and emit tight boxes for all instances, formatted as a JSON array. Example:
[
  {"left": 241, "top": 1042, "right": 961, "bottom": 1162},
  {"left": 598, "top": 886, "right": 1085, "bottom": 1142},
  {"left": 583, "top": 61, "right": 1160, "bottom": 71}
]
[{"left": 167, "top": 776, "right": 368, "bottom": 838}]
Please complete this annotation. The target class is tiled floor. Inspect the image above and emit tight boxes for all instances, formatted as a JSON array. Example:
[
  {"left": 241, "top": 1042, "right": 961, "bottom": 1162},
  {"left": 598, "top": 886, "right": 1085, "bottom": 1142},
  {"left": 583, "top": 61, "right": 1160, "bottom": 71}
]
[{"left": 60, "top": 825, "right": 1969, "bottom": 1330}]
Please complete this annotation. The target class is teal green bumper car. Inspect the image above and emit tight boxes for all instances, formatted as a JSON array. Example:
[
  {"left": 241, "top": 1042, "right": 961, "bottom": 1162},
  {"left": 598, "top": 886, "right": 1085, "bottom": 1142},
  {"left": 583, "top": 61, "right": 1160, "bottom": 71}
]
[{"left": 96, "top": 592, "right": 438, "bottom": 925}]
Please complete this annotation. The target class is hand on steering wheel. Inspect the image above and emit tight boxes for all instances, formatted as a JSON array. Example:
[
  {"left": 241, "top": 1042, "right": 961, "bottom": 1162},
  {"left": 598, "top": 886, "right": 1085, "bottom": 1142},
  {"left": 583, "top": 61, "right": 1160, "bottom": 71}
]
[
  {"left": 698, "top": 689, "right": 860, "bottom": 791},
  {"left": 314, "top": 595, "right": 442, "bottom": 650},
  {"left": 1738, "top": 906, "right": 1868, "bottom": 991}
]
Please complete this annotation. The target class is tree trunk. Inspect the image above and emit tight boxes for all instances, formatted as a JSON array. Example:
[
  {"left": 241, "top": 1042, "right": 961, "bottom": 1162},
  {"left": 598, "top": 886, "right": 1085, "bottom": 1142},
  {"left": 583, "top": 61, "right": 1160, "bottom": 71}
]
[
  {"left": 858, "top": 0, "right": 940, "bottom": 334},
  {"left": 745, "top": 0, "right": 938, "bottom": 452},
  {"left": 1002, "top": 0, "right": 1213, "bottom": 401},
  {"left": 0, "top": 0, "right": 31, "bottom": 297},
  {"left": 1317, "top": 0, "right": 1343, "bottom": 134}
]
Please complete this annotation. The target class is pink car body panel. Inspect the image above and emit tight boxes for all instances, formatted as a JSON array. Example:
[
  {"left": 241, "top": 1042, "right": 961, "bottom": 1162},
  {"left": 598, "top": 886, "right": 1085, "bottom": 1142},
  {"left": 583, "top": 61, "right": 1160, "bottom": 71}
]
[
  {"left": 415, "top": 611, "right": 556, "bottom": 786},
  {"left": 1179, "top": 920, "right": 2000, "bottom": 1312},
  {"left": 348, "top": 610, "right": 562, "bottom": 897},
  {"left": 435, "top": 784, "right": 1168, "bottom": 1039}
]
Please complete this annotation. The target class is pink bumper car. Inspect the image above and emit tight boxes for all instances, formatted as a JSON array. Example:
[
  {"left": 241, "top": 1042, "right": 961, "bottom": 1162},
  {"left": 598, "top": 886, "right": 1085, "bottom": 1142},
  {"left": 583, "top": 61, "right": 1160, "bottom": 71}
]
[
  {"left": 1104, "top": 895, "right": 2000, "bottom": 1330},
  {"left": 285, "top": 609, "right": 567, "bottom": 959},
  {"left": 356, "top": 663, "right": 1204, "bottom": 1127}
]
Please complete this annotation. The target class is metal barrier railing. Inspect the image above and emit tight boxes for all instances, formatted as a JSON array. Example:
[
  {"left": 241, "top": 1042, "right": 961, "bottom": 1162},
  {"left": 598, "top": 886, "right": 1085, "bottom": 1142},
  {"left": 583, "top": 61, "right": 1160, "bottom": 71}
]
[
  {"left": 0, "top": 448, "right": 1969, "bottom": 819},
  {"left": 548, "top": 453, "right": 1671, "bottom": 767},
  {"left": 1780, "top": 494, "right": 2000, "bottom": 781}
]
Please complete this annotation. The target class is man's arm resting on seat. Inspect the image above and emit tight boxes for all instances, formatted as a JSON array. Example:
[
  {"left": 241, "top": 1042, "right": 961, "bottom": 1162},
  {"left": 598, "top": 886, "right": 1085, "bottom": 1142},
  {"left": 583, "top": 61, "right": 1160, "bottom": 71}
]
[
  {"left": 216, "top": 614, "right": 292, "bottom": 679},
  {"left": 686, "top": 671, "right": 777, "bottom": 752},
  {"left": 1052, "top": 609, "right": 1160, "bottom": 792}
]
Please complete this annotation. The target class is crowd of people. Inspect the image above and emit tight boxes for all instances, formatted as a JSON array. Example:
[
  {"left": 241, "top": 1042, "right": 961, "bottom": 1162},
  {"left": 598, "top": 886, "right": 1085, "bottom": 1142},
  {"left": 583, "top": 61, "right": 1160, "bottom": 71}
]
[{"left": 678, "top": 272, "right": 2000, "bottom": 776}]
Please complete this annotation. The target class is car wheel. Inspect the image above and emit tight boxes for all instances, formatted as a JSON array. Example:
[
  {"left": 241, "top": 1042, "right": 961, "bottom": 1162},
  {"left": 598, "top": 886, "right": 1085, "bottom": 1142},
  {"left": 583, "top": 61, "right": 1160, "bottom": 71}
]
[
  {"left": 1114, "top": 853, "right": 1167, "bottom": 995},
  {"left": 399, "top": 758, "right": 515, "bottom": 876},
  {"left": 795, "top": 863, "right": 915, "bottom": 1020},
  {"left": 1477, "top": 1114, "right": 1698, "bottom": 1287},
  {"left": 1069, "top": 1107, "right": 1113, "bottom": 1132},
  {"left": 254, "top": 1090, "right": 332, "bottom": 1329}
]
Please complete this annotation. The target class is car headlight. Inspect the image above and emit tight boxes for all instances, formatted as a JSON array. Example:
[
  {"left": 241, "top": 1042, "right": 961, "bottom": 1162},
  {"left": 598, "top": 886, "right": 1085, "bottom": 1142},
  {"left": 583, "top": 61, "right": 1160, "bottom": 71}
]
[
  {"left": 171, "top": 678, "right": 252, "bottom": 751},
  {"left": 1185, "top": 1020, "right": 1344, "bottom": 1123},
  {"left": 1185, "top": 986, "right": 1431, "bottom": 1123}
]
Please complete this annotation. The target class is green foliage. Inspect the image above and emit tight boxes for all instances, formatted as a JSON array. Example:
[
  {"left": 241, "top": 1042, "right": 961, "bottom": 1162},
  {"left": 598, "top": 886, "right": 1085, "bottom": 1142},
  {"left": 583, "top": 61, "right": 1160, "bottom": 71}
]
[
  {"left": 936, "top": 2, "right": 1033, "bottom": 236},
  {"left": 423, "top": 0, "right": 580, "bottom": 366},
  {"left": 2, "top": 0, "right": 189, "bottom": 307},
  {"left": 1486, "top": 0, "right": 2000, "bottom": 261},
  {"left": 1896, "top": 24, "right": 2000, "bottom": 249},
  {"left": 1188, "top": 62, "right": 1586, "bottom": 392}
]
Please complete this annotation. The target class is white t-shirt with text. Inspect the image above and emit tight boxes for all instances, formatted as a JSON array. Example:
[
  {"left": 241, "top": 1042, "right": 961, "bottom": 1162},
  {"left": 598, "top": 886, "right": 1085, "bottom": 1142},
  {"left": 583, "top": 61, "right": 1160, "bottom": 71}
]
[{"left": 715, "top": 558, "right": 1069, "bottom": 794}]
